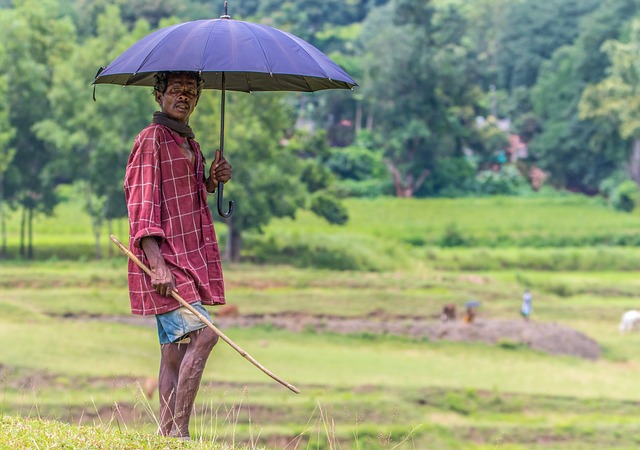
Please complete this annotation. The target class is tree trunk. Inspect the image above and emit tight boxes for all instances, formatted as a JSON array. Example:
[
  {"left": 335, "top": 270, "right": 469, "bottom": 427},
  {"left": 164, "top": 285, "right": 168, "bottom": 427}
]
[
  {"left": 0, "top": 174, "right": 5, "bottom": 257},
  {"left": 27, "top": 206, "right": 33, "bottom": 259},
  {"left": 366, "top": 110, "right": 373, "bottom": 130},
  {"left": 355, "top": 102, "right": 362, "bottom": 134},
  {"left": 0, "top": 205, "right": 5, "bottom": 258},
  {"left": 94, "top": 230, "right": 102, "bottom": 260},
  {"left": 19, "top": 205, "right": 25, "bottom": 257},
  {"left": 107, "top": 219, "right": 113, "bottom": 259},
  {"left": 629, "top": 138, "right": 640, "bottom": 185},
  {"left": 226, "top": 223, "right": 242, "bottom": 263},
  {"left": 384, "top": 159, "right": 430, "bottom": 198}
]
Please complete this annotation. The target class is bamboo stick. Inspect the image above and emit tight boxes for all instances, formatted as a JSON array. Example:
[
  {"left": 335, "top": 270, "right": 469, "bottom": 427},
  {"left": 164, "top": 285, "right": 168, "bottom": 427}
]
[{"left": 110, "top": 234, "right": 300, "bottom": 394}]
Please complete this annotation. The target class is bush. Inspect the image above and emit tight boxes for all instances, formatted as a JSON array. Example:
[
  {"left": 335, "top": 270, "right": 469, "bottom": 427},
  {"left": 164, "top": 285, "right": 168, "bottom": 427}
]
[
  {"left": 309, "top": 193, "right": 349, "bottom": 225},
  {"left": 332, "top": 178, "right": 394, "bottom": 198},
  {"left": 439, "top": 223, "right": 470, "bottom": 247},
  {"left": 476, "top": 165, "right": 530, "bottom": 195},
  {"left": 610, "top": 180, "right": 639, "bottom": 212},
  {"left": 326, "top": 145, "right": 386, "bottom": 181},
  {"left": 419, "top": 157, "right": 477, "bottom": 197},
  {"left": 250, "top": 232, "right": 404, "bottom": 271}
]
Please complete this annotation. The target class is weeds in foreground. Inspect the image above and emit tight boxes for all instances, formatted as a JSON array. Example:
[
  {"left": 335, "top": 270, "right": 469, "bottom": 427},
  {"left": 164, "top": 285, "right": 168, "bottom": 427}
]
[{"left": 2, "top": 376, "right": 422, "bottom": 449}]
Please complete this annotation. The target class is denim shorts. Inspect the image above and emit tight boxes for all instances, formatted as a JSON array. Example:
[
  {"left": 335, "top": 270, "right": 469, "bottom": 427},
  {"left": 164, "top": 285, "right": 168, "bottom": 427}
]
[{"left": 155, "top": 301, "right": 212, "bottom": 345}]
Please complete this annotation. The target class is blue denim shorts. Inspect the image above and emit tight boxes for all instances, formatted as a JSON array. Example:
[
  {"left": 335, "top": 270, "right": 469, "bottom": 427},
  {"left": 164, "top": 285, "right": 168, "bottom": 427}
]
[{"left": 155, "top": 301, "right": 212, "bottom": 345}]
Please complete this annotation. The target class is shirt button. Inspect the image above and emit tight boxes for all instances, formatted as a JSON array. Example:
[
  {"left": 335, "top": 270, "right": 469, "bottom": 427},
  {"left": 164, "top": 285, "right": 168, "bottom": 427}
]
[{"left": 206, "top": 237, "right": 210, "bottom": 241}]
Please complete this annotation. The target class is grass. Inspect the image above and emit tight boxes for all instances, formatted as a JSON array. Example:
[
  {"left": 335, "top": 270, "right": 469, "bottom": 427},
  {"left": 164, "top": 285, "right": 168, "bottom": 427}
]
[
  {"left": 5, "top": 192, "right": 640, "bottom": 447},
  {"left": 4, "top": 259, "right": 640, "bottom": 448},
  {"left": 264, "top": 196, "right": 640, "bottom": 249},
  {"left": 0, "top": 414, "right": 252, "bottom": 449}
]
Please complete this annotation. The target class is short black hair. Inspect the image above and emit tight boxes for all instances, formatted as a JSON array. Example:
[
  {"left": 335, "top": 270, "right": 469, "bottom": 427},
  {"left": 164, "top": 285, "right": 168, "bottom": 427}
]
[{"left": 153, "top": 71, "right": 204, "bottom": 96}]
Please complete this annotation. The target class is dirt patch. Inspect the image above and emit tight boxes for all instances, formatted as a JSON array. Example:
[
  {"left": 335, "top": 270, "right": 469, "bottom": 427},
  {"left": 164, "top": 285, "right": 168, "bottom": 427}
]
[
  {"left": 52, "top": 311, "right": 601, "bottom": 360},
  {"left": 219, "top": 314, "right": 600, "bottom": 360}
]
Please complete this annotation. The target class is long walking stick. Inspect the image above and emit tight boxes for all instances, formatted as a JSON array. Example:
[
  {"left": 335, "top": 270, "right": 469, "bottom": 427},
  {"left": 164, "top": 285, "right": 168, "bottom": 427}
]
[{"left": 110, "top": 234, "right": 300, "bottom": 394}]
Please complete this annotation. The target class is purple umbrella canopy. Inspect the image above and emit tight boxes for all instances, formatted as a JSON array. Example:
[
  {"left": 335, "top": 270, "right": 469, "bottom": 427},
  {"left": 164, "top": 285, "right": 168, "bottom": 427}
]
[
  {"left": 94, "top": 4, "right": 357, "bottom": 217},
  {"left": 94, "top": 15, "right": 358, "bottom": 92}
]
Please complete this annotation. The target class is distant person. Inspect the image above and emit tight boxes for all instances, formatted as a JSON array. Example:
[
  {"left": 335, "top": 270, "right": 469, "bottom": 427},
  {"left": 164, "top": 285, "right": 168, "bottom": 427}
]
[
  {"left": 462, "top": 306, "right": 475, "bottom": 323},
  {"left": 521, "top": 289, "right": 532, "bottom": 321},
  {"left": 463, "top": 300, "right": 480, "bottom": 324},
  {"left": 440, "top": 303, "right": 456, "bottom": 322}
]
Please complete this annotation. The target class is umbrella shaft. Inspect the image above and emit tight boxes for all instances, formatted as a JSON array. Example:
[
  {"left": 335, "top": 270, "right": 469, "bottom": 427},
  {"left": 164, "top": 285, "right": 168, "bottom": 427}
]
[{"left": 219, "top": 72, "right": 225, "bottom": 158}]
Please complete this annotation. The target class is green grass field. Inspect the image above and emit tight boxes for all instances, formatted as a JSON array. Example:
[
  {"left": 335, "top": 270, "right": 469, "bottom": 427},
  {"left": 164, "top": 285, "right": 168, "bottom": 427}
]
[{"left": 3, "top": 193, "right": 640, "bottom": 448}]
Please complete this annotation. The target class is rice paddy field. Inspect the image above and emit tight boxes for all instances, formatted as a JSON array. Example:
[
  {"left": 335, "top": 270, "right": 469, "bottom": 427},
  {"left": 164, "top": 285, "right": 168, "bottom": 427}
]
[{"left": 2, "top": 192, "right": 640, "bottom": 449}]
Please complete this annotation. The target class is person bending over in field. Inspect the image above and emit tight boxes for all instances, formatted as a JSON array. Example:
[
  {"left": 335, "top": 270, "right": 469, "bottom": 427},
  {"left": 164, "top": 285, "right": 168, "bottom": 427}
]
[{"left": 124, "top": 71, "right": 232, "bottom": 440}]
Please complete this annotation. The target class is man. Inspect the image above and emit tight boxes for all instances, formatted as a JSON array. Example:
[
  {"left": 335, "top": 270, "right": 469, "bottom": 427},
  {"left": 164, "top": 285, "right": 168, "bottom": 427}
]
[{"left": 124, "top": 71, "right": 232, "bottom": 439}]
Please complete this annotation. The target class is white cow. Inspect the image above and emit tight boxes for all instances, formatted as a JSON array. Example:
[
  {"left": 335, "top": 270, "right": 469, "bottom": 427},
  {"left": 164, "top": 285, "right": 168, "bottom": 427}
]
[{"left": 619, "top": 310, "right": 640, "bottom": 333}]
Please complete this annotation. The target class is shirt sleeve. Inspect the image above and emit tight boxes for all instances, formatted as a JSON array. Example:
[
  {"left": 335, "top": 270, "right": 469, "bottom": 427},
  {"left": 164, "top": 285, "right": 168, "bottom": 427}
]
[{"left": 125, "top": 128, "right": 166, "bottom": 249}]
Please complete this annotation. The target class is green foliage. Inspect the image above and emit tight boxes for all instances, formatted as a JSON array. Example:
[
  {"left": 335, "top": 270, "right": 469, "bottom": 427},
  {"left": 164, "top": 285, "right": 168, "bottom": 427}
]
[
  {"left": 439, "top": 223, "right": 469, "bottom": 247},
  {"left": 475, "top": 165, "right": 531, "bottom": 196},
  {"left": 325, "top": 134, "right": 391, "bottom": 198},
  {"left": 444, "top": 389, "right": 479, "bottom": 415},
  {"left": 333, "top": 178, "right": 394, "bottom": 198},
  {"left": 359, "top": 0, "right": 483, "bottom": 196},
  {"left": 496, "top": 0, "right": 600, "bottom": 90},
  {"left": 192, "top": 90, "right": 307, "bottom": 257},
  {"left": 599, "top": 171, "right": 639, "bottom": 212},
  {"left": 419, "top": 157, "right": 477, "bottom": 197},
  {"left": 309, "top": 192, "right": 349, "bottom": 225},
  {"left": 326, "top": 144, "right": 384, "bottom": 182},
  {"left": 0, "top": 0, "right": 76, "bottom": 218},
  {"left": 527, "top": 1, "right": 640, "bottom": 193},
  {"left": 471, "top": 116, "right": 511, "bottom": 165},
  {"left": 250, "top": 231, "right": 401, "bottom": 271},
  {"left": 610, "top": 180, "right": 639, "bottom": 212}
]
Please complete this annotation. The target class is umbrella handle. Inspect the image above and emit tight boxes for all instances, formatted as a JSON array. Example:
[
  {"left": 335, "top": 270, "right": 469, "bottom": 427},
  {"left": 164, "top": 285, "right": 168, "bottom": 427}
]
[{"left": 217, "top": 181, "right": 234, "bottom": 218}]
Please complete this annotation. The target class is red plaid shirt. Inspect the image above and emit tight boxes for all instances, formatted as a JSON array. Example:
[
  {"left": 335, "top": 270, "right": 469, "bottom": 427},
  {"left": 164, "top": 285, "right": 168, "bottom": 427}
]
[{"left": 124, "top": 123, "right": 225, "bottom": 315}]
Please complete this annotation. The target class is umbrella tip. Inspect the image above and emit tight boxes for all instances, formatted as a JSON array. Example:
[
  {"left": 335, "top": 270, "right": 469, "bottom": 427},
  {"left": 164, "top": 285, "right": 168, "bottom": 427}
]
[{"left": 220, "top": 1, "right": 231, "bottom": 19}]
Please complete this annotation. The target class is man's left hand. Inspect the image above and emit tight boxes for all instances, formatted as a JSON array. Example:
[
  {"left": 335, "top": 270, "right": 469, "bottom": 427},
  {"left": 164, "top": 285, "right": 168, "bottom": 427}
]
[{"left": 209, "top": 149, "right": 232, "bottom": 185}]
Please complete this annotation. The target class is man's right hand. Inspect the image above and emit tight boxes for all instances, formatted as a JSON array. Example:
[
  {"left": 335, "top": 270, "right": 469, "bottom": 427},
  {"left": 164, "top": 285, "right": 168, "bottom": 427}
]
[
  {"left": 150, "top": 264, "right": 176, "bottom": 297},
  {"left": 141, "top": 237, "right": 176, "bottom": 297}
]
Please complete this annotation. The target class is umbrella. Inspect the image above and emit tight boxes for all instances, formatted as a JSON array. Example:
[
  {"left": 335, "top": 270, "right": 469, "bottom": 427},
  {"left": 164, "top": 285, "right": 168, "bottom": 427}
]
[{"left": 93, "top": 1, "right": 358, "bottom": 217}]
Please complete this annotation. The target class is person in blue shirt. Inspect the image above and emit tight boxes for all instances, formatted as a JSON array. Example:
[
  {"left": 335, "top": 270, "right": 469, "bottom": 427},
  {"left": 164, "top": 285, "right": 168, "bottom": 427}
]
[{"left": 521, "top": 289, "right": 532, "bottom": 321}]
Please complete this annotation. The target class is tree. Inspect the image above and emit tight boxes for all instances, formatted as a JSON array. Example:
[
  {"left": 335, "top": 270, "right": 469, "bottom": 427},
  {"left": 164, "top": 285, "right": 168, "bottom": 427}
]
[
  {"left": 579, "top": 18, "right": 640, "bottom": 186},
  {"left": 189, "top": 90, "right": 304, "bottom": 261},
  {"left": 527, "top": 0, "right": 640, "bottom": 192},
  {"left": 0, "top": 0, "right": 76, "bottom": 258},
  {"left": 0, "top": 71, "right": 16, "bottom": 257},
  {"left": 358, "top": 0, "right": 482, "bottom": 197},
  {"left": 496, "top": 0, "right": 600, "bottom": 91},
  {"left": 34, "top": 5, "right": 155, "bottom": 258},
  {"left": 461, "top": 0, "right": 512, "bottom": 90},
  {"left": 530, "top": 46, "right": 625, "bottom": 192}
]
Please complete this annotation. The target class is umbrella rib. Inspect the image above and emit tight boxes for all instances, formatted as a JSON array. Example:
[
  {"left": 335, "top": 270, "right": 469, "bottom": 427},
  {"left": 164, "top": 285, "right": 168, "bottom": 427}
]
[
  {"left": 237, "top": 21, "right": 322, "bottom": 91},
  {"left": 237, "top": 21, "right": 279, "bottom": 88},
  {"left": 201, "top": 19, "right": 218, "bottom": 78},
  {"left": 275, "top": 32, "right": 334, "bottom": 89}
]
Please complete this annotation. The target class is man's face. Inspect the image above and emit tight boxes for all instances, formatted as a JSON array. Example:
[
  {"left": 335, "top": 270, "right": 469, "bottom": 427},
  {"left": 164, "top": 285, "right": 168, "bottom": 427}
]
[{"left": 155, "top": 74, "right": 199, "bottom": 123}]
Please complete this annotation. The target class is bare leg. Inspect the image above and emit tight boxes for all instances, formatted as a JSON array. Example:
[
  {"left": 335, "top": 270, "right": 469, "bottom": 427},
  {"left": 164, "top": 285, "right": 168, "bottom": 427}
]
[
  {"left": 169, "top": 327, "right": 219, "bottom": 438},
  {"left": 158, "top": 343, "right": 187, "bottom": 436}
]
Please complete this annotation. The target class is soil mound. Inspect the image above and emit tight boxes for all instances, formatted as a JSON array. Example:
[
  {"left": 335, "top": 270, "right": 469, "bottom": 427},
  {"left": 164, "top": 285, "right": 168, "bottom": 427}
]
[
  {"left": 220, "top": 313, "right": 602, "bottom": 360},
  {"left": 58, "top": 311, "right": 601, "bottom": 360},
  {"left": 426, "top": 319, "right": 601, "bottom": 360}
]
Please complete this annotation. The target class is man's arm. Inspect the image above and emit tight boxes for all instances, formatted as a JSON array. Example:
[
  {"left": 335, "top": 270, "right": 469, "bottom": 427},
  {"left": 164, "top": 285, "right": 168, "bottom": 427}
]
[{"left": 140, "top": 237, "right": 175, "bottom": 297}]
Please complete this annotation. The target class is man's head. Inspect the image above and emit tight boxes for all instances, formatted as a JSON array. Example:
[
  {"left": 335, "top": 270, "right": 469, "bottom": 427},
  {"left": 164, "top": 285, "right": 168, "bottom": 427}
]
[{"left": 154, "top": 71, "right": 204, "bottom": 123}]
